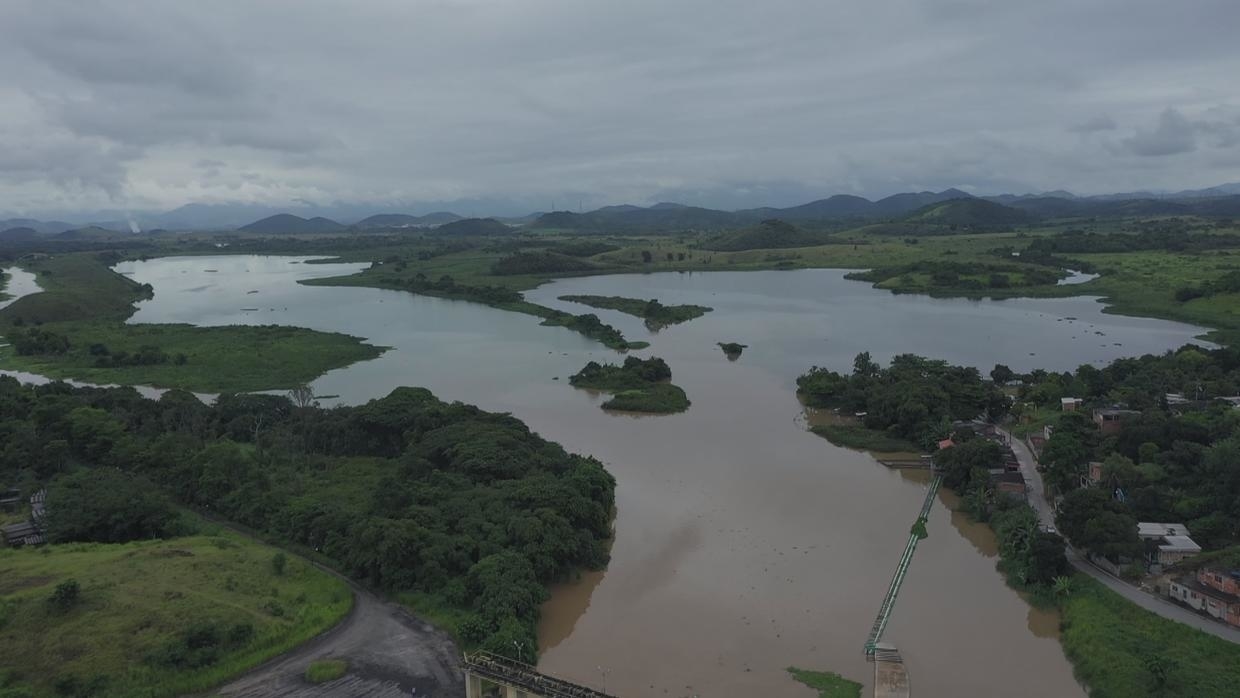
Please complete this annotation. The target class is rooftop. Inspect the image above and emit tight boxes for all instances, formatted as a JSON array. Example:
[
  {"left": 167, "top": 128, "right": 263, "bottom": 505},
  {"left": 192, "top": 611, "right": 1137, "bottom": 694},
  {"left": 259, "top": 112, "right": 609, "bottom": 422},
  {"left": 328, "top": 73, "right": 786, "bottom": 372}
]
[
  {"left": 1160, "top": 535, "right": 1202, "bottom": 553},
  {"left": 1139, "top": 522, "right": 1192, "bottom": 538}
]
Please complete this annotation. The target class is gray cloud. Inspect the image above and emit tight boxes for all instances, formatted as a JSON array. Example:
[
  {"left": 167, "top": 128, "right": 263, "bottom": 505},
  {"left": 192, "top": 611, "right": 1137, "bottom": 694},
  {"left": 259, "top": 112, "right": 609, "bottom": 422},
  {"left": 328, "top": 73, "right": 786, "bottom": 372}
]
[
  {"left": 1, "top": 0, "right": 1239, "bottom": 216},
  {"left": 1123, "top": 108, "right": 1197, "bottom": 156},
  {"left": 1071, "top": 115, "right": 1118, "bottom": 133}
]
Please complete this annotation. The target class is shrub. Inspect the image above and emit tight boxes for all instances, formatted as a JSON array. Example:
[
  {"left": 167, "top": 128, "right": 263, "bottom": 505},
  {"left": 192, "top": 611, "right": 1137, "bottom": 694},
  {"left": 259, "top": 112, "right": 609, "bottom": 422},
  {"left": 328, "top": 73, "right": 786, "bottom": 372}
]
[
  {"left": 306, "top": 659, "right": 348, "bottom": 684},
  {"left": 47, "top": 580, "right": 80, "bottom": 612}
]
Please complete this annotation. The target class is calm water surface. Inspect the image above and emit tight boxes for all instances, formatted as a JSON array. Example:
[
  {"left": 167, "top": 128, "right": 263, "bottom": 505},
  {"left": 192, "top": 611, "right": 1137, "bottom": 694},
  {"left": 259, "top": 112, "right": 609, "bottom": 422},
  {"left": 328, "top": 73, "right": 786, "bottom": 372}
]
[
  {"left": 93, "top": 258, "right": 1210, "bottom": 696},
  {"left": 0, "top": 267, "right": 42, "bottom": 311}
]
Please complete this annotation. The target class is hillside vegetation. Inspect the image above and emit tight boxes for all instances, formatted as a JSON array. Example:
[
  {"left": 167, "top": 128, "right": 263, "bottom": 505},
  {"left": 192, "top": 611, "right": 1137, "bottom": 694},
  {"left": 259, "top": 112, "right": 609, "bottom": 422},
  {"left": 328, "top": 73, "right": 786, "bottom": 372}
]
[
  {"left": 0, "top": 379, "right": 615, "bottom": 666},
  {"left": 701, "top": 219, "right": 831, "bottom": 251},
  {"left": 434, "top": 218, "right": 514, "bottom": 236},
  {"left": 238, "top": 214, "right": 346, "bottom": 235},
  {"left": 0, "top": 531, "right": 350, "bottom": 698},
  {"left": 906, "top": 198, "right": 1036, "bottom": 227}
]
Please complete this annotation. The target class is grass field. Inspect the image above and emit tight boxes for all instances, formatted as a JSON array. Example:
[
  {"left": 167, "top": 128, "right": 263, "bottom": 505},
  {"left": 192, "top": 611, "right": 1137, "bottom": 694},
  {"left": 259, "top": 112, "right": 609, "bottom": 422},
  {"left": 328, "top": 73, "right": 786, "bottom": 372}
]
[
  {"left": 0, "top": 254, "right": 386, "bottom": 392},
  {"left": 0, "top": 322, "right": 384, "bottom": 393},
  {"left": 0, "top": 531, "right": 351, "bottom": 698},
  {"left": 809, "top": 424, "right": 923, "bottom": 453},
  {"left": 1060, "top": 249, "right": 1240, "bottom": 343},
  {"left": 1059, "top": 576, "right": 1240, "bottom": 697}
]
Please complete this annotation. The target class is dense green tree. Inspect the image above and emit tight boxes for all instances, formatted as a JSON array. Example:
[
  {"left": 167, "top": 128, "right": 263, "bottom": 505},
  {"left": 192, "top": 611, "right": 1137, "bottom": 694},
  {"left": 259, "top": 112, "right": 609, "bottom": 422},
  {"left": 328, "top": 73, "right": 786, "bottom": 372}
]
[
  {"left": 45, "top": 469, "right": 177, "bottom": 544},
  {"left": 1056, "top": 488, "right": 1142, "bottom": 561}
]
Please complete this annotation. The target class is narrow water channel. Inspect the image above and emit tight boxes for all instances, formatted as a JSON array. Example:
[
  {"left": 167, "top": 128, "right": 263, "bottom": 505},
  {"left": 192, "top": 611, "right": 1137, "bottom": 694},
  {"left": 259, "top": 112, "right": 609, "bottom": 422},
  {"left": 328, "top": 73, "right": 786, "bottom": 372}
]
[{"left": 9, "top": 257, "right": 1214, "bottom": 696}]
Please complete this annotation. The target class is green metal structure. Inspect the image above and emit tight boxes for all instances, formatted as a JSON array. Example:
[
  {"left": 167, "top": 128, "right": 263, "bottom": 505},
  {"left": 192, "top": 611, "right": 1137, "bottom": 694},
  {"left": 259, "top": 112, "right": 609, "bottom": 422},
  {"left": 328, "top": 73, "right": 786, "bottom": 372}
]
[{"left": 865, "top": 475, "right": 942, "bottom": 657}]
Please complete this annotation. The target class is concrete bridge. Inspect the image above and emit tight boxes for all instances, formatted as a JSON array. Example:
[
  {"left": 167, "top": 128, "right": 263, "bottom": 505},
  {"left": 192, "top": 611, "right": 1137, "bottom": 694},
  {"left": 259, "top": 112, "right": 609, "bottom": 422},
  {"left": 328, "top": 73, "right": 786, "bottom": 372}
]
[
  {"left": 871, "top": 643, "right": 911, "bottom": 698},
  {"left": 463, "top": 652, "right": 615, "bottom": 698}
]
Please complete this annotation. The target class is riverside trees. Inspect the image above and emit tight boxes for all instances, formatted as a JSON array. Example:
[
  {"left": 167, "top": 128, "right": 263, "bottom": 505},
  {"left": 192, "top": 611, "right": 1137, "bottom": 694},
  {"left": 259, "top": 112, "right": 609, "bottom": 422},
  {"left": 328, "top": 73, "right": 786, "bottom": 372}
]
[
  {"left": 796, "top": 352, "right": 1007, "bottom": 449},
  {"left": 0, "top": 379, "right": 615, "bottom": 660}
]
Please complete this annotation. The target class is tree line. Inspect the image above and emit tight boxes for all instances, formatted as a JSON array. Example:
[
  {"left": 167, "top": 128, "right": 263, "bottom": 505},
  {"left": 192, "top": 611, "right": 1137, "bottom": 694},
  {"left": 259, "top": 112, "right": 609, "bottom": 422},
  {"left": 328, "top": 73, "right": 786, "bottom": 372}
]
[{"left": 0, "top": 379, "right": 616, "bottom": 660}]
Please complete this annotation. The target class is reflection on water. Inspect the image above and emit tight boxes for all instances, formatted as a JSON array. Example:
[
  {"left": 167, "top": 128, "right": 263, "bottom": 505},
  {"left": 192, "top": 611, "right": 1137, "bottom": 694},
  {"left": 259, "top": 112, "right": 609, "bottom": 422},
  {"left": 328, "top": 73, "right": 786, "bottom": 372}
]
[
  {"left": 25, "top": 257, "right": 1203, "bottom": 697},
  {"left": 0, "top": 267, "right": 42, "bottom": 311}
]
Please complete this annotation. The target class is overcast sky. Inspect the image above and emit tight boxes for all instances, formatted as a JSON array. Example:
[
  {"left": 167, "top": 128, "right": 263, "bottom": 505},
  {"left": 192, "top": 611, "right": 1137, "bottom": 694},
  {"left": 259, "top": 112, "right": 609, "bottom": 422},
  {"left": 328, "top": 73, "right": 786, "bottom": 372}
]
[{"left": 2, "top": 0, "right": 1239, "bottom": 217}]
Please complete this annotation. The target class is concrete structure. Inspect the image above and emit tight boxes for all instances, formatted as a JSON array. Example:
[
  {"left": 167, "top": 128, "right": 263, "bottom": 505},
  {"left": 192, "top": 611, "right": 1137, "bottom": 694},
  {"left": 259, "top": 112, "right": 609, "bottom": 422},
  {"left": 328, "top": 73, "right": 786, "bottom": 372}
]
[
  {"left": 1087, "top": 461, "right": 1104, "bottom": 485},
  {"left": 872, "top": 643, "right": 910, "bottom": 698},
  {"left": 992, "top": 471, "right": 1027, "bottom": 497},
  {"left": 1139, "top": 523, "right": 1201, "bottom": 566},
  {"left": 1093, "top": 407, "right": 1139, "bottom": 435},
  {"left": 1139, "top": 522, "right": 1191, "bottom": 540},
  {"left": 0, "top": 489, "right": 46, "bottom": 547},
  {"left": 462, "top": 652, "right": 614, "bottom": 698},
  {"left": 1061, "top": 397, "right": 1083, "bottom": 412},
  {"left": 1169, "top": 571, "right": 1240, "bottom": 627},
  {"left": 1156, "top": 535, "right": 1202, "bottom": 565}
]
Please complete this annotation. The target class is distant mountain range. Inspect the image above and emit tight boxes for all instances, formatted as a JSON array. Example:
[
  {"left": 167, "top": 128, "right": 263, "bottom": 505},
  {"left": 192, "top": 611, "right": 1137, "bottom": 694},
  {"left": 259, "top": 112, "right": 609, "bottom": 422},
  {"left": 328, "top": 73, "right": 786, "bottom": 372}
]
[{"left": 4, "top": 183, "right": 1240, "bottom": 237}]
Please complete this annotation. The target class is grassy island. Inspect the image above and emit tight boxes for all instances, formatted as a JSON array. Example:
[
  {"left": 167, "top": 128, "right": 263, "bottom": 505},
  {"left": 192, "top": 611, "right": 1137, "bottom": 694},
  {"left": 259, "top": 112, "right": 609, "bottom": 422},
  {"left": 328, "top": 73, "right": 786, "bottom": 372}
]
[
  {"left": 0, "top": 254, "right": 385, "bottom": 392},
  {"left": 786, "top": 667, "right": 862, "bottom": 698},
  {"left": 717, "top": 341, "right": 746, "bottom": 359},
  {"left": 559, "top": 294, "right": 712, "bottom": 329},
  {"left": 569, "top": 356, "right": 690, "bottom": 413},
  {"left": 304, "top": 272, "right": 645, "bottom": 351},
  {"left": 539, "top": 310, "right": 649, "bottom": 350}
]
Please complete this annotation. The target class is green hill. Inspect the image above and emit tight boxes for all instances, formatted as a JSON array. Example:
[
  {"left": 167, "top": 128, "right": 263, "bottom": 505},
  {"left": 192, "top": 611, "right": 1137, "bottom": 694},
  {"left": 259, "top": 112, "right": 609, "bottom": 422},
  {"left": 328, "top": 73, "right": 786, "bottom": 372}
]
[
  {"left": 906, "top": 198, "right": 1035, "bottom": 227},
  {"left": 433, "top": 217, "right": 515, "bottom": 236},
  {"left": 701, "top": 219, "right": 830, "bottom": 251},
  {"left": 238, "top": 214, "right": 346, "bottom": 234}
]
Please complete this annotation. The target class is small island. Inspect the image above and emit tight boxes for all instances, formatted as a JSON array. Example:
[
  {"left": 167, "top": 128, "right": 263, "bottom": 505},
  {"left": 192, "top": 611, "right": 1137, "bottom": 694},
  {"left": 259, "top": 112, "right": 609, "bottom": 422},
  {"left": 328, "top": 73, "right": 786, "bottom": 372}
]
[
  {"left": 559, "top": 294, "right": 712, "bottom": 330},
  {"left": 718, "top": 341, "right": 747, "bottom": 360},
  {"left": 569, "top": 356, "right": 690, "bottom": 413}
]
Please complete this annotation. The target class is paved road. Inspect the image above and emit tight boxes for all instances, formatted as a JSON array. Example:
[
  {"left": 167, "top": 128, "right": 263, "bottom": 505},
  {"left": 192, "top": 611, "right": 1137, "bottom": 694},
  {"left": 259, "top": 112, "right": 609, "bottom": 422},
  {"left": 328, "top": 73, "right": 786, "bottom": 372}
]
[
  {"left": 1000, "top": 427, "right": 1240, "bottom": 644},
  {"left": 211, "top": 570, "right": 465, "bottom": 698}
]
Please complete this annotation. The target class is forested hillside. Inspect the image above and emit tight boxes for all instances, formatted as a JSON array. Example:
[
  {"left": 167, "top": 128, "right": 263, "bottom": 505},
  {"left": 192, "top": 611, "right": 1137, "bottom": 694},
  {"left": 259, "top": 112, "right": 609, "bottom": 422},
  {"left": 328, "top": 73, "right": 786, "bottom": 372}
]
[{"left": 0, "top": 380, "right": 615, "bottom": 660}]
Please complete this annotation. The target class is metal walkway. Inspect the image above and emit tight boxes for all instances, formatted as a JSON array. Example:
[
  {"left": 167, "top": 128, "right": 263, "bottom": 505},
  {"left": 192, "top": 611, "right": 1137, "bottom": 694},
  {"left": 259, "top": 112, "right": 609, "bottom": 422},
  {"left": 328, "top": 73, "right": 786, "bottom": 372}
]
[
  {"left": 463, "top": 651, "right": 616, "bottom": 698},
  {"left": 864, "top": 475, "right": 941, "bottom": 656}
]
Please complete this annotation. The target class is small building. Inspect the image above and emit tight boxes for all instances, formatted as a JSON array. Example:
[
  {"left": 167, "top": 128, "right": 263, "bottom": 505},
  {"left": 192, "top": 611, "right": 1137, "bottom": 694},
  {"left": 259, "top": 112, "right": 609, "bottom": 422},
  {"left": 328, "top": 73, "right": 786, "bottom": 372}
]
[
  {"left": 1157, "top": 535, "right": 1202, "bottom": 566},
  {"left": 1199, "top": 568, "right": 1240, "bottom": 597},
  {"left": 1, "top": 521, "right": 44, "bottom": 547},
  {"left": 992, "top": 471, "right": 1027, "bottom": 497},
  {"left": 1139, "top": 523, "right": 1201, "bottom": 566},
  {"left": 1169, "top": 573, "right": 1240, "bottom": 627},
  {"left": 1061, "top": 397, "right": 1083, "bottom": 412},
  {"left": 1138, "top": 522, "right": 1191, "bottom": 540},
  {"left": 1165, "top": 393, "right": 1189, "bottom": 406},
  {"left": 937, "top": 439, "right": 954, "bottom": 450},
  {"left": 1093, "top": 408, "right": 1139, "bottom": 435},
  {"left": 1087, "top": 461, "right": 1104, "bottom": 485}
]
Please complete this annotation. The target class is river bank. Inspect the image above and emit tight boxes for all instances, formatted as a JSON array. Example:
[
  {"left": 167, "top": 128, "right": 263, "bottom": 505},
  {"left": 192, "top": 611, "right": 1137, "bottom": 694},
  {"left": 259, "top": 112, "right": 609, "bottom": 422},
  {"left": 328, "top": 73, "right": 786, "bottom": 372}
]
[{"left": 3, "top": 256, "right": 1217, "bottom": 696}]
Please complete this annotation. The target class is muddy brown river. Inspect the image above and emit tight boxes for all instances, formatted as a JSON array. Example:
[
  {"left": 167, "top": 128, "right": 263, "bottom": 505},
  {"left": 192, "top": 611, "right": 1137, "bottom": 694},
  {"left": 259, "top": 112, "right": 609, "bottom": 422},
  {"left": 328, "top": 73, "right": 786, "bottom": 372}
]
[{"left": 14, "top": 258, "right": 1214, "bottom": 696}]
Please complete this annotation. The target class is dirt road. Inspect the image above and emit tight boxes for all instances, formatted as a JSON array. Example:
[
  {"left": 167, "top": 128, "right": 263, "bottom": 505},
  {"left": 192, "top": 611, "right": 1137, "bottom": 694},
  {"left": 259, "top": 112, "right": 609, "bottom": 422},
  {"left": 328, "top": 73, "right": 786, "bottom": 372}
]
[{"left": 212, "top": 577, "right": 465, "bottom": 698}]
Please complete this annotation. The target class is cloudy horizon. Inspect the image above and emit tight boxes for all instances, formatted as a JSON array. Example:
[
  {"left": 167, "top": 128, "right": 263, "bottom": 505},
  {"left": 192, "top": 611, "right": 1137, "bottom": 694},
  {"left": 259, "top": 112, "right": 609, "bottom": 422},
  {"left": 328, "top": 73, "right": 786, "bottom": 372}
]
[{"left": 2, "top": 0, "right": 1239, "bottom": 219}]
